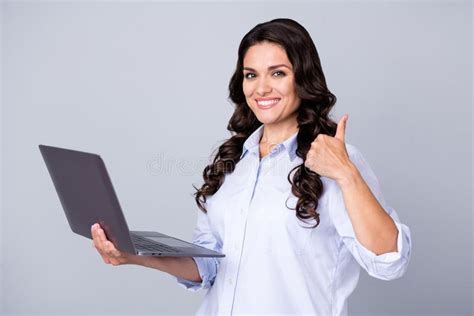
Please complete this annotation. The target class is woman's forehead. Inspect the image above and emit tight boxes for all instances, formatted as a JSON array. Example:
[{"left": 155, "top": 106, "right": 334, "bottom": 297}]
[{"left": 243, "top": 42, "right": 291, "bottom": 69}]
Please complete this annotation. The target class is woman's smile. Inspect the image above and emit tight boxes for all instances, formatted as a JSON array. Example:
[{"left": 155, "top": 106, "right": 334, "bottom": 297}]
[{"left": 256, "top": 98, "right": 281, "bottom": 109}]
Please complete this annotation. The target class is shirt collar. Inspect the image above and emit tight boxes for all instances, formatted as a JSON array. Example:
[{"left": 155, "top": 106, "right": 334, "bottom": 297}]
[{"left": 239, "top": 125, "right": 299, "bottom": 161}]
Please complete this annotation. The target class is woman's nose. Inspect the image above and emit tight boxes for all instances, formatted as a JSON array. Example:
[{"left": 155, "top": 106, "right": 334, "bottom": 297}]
[{"left": 256, "top": 78, "right": 272, "bottom": 95}]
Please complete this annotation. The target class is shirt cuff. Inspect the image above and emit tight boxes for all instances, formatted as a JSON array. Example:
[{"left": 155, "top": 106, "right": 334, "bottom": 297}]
[
  {"left": 175, "top": 257, "right": 217, "bottom": 292},
  {"left": 353, "top": 221, "right": 412, "bottom": 280}
]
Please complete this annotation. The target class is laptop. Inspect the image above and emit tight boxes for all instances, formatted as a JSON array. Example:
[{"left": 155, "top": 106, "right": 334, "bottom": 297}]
[{"left": 39, "top": 144, "right": 225, "bottom": 258}]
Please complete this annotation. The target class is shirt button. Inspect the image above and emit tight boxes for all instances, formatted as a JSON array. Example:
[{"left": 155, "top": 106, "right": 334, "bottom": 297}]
[
  {"left": 234, "top": 243, "right": 239, "bottom": 251},
  {"left": 227, "top": 278, "right": 233, "bottom": 285}
]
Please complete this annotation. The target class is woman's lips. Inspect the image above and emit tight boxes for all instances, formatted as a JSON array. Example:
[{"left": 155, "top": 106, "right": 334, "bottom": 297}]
[{"left": 256, "top": 98, "right": 280, "bottom": 110}]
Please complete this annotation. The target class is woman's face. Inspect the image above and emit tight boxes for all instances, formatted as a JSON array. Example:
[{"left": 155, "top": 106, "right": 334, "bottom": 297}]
[{"left": 242, "top": 41, "right": 301, "bottom": 128}]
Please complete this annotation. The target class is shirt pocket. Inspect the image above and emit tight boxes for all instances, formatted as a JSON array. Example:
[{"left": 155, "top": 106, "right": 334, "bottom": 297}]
[
  {"left": 266, "top": 197, "right": 314, "bottom": 258},
  {"left": 283, "top": 209, "right": 314, "bottom": 256}
]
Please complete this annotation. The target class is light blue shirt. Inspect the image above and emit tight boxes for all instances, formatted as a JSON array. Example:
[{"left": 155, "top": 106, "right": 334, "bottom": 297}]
[{"left": 176, "top": 124, "right": 412, "bottom": 316}]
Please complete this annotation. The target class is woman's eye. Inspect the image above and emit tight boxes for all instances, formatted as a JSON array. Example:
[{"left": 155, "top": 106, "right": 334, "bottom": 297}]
[
  {"left": 273, "top": 70, "right": 286, "bottom": 77},
  {"left": 244, "top": 71, "right": 285, "bottom": 79}
]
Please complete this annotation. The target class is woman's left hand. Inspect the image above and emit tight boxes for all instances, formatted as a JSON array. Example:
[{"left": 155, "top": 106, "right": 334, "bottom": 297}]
[{"left": 304, "top": 114, "right": 354, "bottom": 182}]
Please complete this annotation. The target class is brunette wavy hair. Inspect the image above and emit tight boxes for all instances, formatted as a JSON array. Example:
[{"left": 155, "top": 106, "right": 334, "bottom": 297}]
[{"left": 193, "top": 18, "right": 338, "bottom": 229}]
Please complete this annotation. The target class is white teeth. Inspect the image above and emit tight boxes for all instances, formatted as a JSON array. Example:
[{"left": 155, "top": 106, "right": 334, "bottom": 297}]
[{"left": 257, "top": 99, "right": 279, "bottom": 106}]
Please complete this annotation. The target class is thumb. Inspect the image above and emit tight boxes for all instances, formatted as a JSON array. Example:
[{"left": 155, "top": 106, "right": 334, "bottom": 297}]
[{"left": 335, "top": 114, "right": 348, "bottom": 142}]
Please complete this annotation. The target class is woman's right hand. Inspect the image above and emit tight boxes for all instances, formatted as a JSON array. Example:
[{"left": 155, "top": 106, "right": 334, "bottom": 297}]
[
  {"left": 90, "top": 224, "right": 200, "bottom": 282},
  {"left": 91, "top": 223, "right": 141, "bottom": 266}
]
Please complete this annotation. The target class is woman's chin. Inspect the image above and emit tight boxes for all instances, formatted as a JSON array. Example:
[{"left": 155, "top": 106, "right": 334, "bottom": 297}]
[{"left": 256, "top": 116, "right": 280, "bottom": 125}]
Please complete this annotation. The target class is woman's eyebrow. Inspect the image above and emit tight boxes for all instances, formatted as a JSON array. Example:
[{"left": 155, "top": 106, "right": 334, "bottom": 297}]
[{"left": 243, "top": 64, "right": 292, "bottom": 72}]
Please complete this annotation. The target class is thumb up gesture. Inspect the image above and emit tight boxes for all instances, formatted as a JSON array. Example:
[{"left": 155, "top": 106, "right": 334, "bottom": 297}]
[{"left": 304, "top": 114, "right": 355, "bottom": 183}]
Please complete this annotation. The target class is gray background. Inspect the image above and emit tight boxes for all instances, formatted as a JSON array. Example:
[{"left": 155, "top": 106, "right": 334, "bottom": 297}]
[{"left": 1, "top": 1, "right": 472, "bottom": 315}]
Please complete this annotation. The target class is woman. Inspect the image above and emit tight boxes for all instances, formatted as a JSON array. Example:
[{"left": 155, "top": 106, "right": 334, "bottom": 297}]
[{"left": 91, "top": 18, "right": 412, "bottom": 315}]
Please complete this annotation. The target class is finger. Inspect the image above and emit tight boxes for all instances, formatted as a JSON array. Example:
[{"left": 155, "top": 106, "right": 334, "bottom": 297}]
[
  {"left": 91, "top": 223, "right": 98, "bottom": 243},
  {"left": 91, "top": 225, "right": 111, "bottom": 264},
  {"left": 105, "top": 241, "right": 121, "bottom": 258},
  {"left": 95, "top": 243, "right": 112, "bottom": 264},
  {"left": 94, "top": 225, "right": 110, "bottom": 258},
  {"left": 92, "top": 224, "right": 105, "bottom": 249},
  {"left": 97, "top": 226, "right": 109, "bottom": 250},
  {"left": 335, "top": 114, "right": 348, "bottom": 142},
  {"left": 98, "top": 229, "right": 119, "bottom": 257},
  {"left": 91, "top": 224, "right": 101, "bottom": 248}
]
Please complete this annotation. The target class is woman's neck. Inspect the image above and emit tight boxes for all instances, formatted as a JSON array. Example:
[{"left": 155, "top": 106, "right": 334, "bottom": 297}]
[{"left": 260, "top": 121, "right": 299, "bottom": 145}]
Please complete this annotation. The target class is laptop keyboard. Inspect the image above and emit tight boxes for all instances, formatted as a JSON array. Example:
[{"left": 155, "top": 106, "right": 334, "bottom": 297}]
[{"left": 131, "top": 234, "right": 182, "bottom": 253}]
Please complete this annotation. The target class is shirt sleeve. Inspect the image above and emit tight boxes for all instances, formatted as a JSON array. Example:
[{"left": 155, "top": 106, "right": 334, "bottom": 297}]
[
  {"left": 175, "top": 207, "right": 222, "bottom": 291},
  {"left": 327, "top": 143, "right": 412, "bottom": 281}
]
